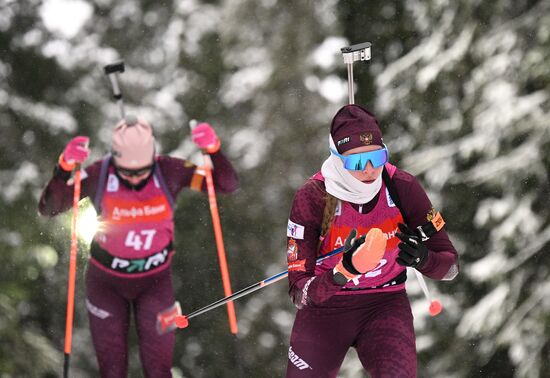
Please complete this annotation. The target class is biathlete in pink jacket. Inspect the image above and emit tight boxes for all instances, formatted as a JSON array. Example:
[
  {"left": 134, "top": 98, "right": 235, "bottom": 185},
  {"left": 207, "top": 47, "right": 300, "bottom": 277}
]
[
  {"left": 285, "top": 105, "right": 459, "bottom": 378},
  {"left": 39, "top": 116, "right": 238, "bottom": 377}
]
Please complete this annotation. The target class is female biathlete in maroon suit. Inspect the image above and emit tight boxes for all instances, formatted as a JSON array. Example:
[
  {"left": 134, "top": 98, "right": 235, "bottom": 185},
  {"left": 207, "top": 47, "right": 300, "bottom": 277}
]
[
  {"left": 39, "top": 117, "right": 238, "bottom": 377},
  {"left": 285, "top": 105, "right": 459, "bottom": 378}
]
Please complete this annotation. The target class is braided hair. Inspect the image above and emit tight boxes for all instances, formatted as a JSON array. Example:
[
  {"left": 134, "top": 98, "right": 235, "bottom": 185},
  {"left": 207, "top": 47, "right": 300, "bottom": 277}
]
[{"left": 318, "top": 193, "right": 339, "bottom": 251}]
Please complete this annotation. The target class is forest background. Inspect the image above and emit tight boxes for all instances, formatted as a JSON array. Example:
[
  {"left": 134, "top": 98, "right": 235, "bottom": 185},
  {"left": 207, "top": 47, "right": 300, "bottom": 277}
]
[{"left": 1, "top": 0, "right": 550, "bottom": 377}]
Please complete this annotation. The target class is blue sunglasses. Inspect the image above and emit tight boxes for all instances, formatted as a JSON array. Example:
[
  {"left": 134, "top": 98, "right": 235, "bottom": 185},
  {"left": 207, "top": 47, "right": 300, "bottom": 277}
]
[{"left": 330, "top": 145, "right": 389, "bottom": 170}]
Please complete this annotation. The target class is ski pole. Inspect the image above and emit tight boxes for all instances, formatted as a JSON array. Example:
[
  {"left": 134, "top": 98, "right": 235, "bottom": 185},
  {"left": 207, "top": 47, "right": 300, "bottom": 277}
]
[
  {"left": 413, "top": 269, "right": 442, "bottom": 316},
  {"left": 63, "top": 165, "right": 82, "bottom": 378},
  {"left": 104, "top": 61, "right": 126, "bottom": 119},
  {"left": 340, "top": 42, "right": 371, "bottom": 104},
  {"left": 174, "top": 245, "right": 346, "bottom": 329},
  {"left": 189, "top": 120, "right": 238, "bottom": 335},
  {"left": 340, "top": 42, "right": 443, "bottom": 317}
]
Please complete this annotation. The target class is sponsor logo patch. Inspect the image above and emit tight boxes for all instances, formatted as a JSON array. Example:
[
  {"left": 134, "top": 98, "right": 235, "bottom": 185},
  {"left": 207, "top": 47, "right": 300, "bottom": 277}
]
[
  {"left": 86, "top": 299, "right": 111, "bottom": 319},
  {"left": 288, "top": 346, "right": 312, "bottom": 370},
  {"left": 287, "top": 220, "right": 305, "bottom": 239},
  {"left": 428, "top": 209, "right": 445, "bottom": 231},
  {"left": 111, "top": 250, "right": 169, "bottom": 273},
  {"left": 112, "top": 204, "right": 167, "bottom": 221},
  {"left": 288, "top": 259, "right": 306, "bottom": 272},
  {"left": 107, "top": 173, "right": 119, "bottom": 192},
  {"left": 385, "top": 188, "right": 396, "bottom": 207},
  {"left": 287, "top": 239, "right": 298, "bottom": 262},
  {"left": 360, "top": 133, "right": 373, "bottom": 145},
  {"left": 102, "top": 196, "right": 171, "bottom": 225},
  {"left": 337, "top": 136, "right": 350, "bottom": 146}
]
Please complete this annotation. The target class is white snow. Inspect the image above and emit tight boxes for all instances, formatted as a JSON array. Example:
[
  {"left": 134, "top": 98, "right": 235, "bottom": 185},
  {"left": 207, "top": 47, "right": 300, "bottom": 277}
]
[
  {"left": 39, "top": 0, "right": 92, "bottom": 39},
  {"left": 312, "top": 36, "right": 348, "bottom": 70}
]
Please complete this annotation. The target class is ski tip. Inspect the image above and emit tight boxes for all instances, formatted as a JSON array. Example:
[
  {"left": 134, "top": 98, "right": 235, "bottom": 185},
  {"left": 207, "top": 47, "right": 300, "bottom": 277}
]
[
  {"left": 429, "top": 300, "right": 442, "bottom": 317},
  {"left": 175, "top": 315, "right": 189, "bottom": 329}
]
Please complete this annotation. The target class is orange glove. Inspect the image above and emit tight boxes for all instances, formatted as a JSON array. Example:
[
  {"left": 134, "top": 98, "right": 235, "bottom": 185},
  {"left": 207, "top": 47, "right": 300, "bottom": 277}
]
[{"left": 334, "top": 228, "right": 387, "bottom": 281}]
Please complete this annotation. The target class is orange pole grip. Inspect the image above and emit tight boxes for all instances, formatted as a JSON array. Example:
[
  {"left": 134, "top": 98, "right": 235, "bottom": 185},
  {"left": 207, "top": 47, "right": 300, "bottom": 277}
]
[
  {"left": 203, "top": 160, "right": 238, "bottom": 334},
  {"left": 64, "top": 168, "right": 81, "bottom": 354}
]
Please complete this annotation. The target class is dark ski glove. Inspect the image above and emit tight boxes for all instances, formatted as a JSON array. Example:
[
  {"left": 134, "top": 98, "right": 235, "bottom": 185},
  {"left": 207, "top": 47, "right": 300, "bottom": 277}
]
[
  {"left": 396, "top": 223, "right": 429, "bottom": 268},
  {"left": 340, "top": 229, "right": 366, "bottom": 274},
  {"left": 333, "top": 228, "right": 386, "bottom": 285}
]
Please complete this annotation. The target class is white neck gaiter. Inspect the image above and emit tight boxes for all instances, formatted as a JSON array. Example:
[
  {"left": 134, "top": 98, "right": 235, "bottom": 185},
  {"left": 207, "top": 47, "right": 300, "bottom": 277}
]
[{"left": 320, "top": 136, "right": 382, "bottom": 204}]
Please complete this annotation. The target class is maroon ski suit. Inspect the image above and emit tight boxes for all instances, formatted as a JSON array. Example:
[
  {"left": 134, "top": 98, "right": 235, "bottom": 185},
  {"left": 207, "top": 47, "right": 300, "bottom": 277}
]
[
  {"left": 285, "top": 165, "right": 458, "bottom": 378},
  {"left": 39, "top": 152, "right": 238, "bottom": 377}
]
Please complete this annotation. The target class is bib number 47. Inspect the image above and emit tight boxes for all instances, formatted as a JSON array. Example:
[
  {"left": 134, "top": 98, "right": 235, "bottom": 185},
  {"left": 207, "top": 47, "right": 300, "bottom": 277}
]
[{"left": 125, "top": 229, "right": 157, "bottom": 251}]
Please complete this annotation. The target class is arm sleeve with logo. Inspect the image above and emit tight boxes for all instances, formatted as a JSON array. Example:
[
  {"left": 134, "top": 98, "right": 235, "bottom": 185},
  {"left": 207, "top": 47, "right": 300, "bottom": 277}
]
[
  {"left": 287, "top": 179, "right": 347, "bottom": 308},
  {"left": 392, "top": 168, "right": 459, "bottom": 280},
  {"left": 157, "top": 152, "right": 239, "bottom": 199},
  {"left": 38, "top": 160, "right": 102, "bottom": 217}
]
